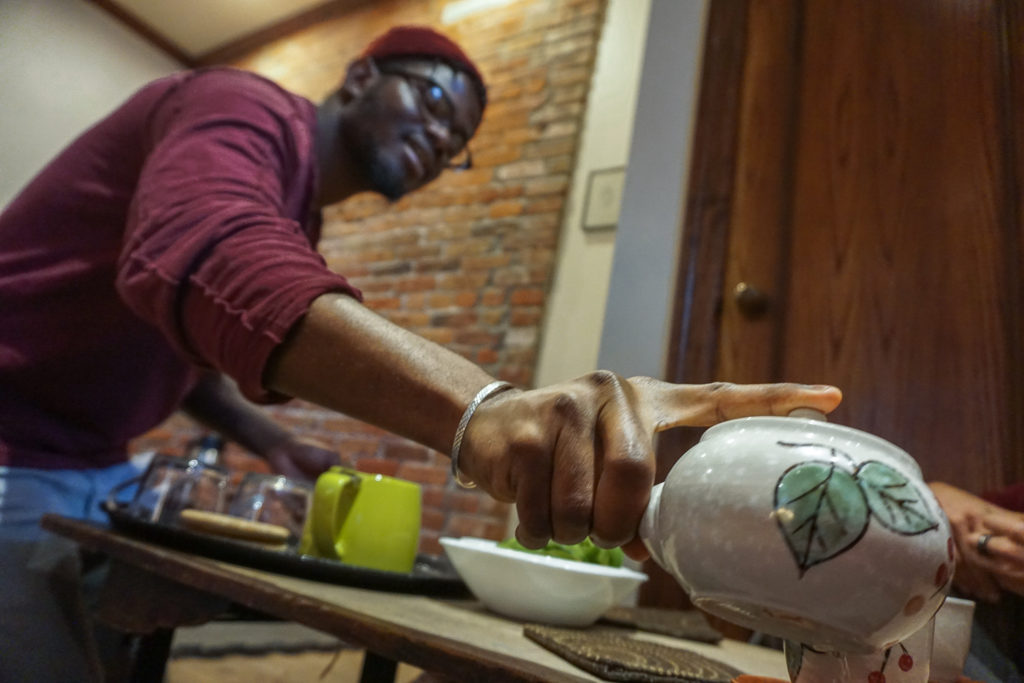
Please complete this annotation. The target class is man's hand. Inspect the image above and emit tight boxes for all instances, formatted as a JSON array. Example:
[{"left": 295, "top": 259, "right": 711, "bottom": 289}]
[
  {"left": 930, "top": 481, "right": 1024, "bottom": 602},
  {"left": 457, "top": 375, "right": 842, "bottom": 560},
  {"left": 264, "top": 437, "right": 343, "bottom": 483}
]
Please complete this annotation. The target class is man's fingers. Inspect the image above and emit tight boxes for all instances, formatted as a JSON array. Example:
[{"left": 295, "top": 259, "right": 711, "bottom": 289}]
[
  {"left": 590, "top": 388, "right": 654, "bottom": 549},
  {"left": 512, "top": 440, "right": 554, "bottom": 549},
  {"left": 622, "top": 536, "right": 650, "bottom": 562},
  {"left": 629, "top": 379, "right": 843, "bottom": 431},
  {"left": 548, "top": 413, "right": 595, "bottom": 546}
]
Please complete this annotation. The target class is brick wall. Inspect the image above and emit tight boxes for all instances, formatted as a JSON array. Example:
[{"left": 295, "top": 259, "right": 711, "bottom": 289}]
[{"left": 131, "top": 0, "right": 608, "bottom": 555}]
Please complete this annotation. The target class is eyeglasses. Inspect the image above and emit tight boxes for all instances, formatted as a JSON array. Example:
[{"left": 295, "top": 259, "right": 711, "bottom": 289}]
[{"left": 378, "top": 62, "right": 473, "bottom": 171}]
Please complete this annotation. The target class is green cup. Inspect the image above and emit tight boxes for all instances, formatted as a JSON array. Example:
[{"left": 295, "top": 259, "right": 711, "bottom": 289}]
[{"left": 302, "top": 466, "right": 422, "bottom": 573}]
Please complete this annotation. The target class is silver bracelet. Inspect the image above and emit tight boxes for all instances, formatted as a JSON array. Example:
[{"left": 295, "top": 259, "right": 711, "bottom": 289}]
[{"left": 450, "top": 380, "right": 514, "bottom": 489}]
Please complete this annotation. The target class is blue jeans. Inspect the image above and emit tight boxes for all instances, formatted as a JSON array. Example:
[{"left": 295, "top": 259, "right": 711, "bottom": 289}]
[
  {"left": 0, "top": 460, "right": 146, "bottom": 682},
  {"left": 0, "top": 459, "right": 145, "bottom": 541}
]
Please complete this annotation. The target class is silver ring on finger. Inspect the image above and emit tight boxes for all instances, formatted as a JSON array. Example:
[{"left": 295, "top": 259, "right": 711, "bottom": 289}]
[{"left": 977, "top": 533, "right": 993, "bottom": 557}]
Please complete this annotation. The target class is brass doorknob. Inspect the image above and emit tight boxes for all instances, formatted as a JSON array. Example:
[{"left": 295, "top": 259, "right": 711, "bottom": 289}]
[{"left": 733, "top": 282, "right": 770, "bottom": 319}]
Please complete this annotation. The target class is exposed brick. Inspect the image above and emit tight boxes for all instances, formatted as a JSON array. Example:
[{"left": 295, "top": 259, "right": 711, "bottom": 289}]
[
  {"left": 472, "top": 145, "right": 524, "bottom": 168},
  {"left": 397, "top": 462, "right": 449, "bottom": 486},
  {"left": 509, "top": 308, "right": 542, "bottom": 326},
  {"left": 370, "top": 261, "right": 412, "bottom": 276},
  {"left": 525, "top": 197, "right": 564, "bottom": 214},
  {"left": 546, "top": 154, "right": 575, "bottom": 174},
  {"left": 384, "top": 441, "right": 432, "bottom": 462},
  {"left": 487, "top": 200, "right": 523, "bottom": 219},
  {"left": 477, "top": 348, "right": 500, "bottom": 364},
  {"left": 394, "top": 275, "right": 437, "bottom": 293},
  {"left": 463, "top": 254, "right": 512, "bottom": 271},
  {"left": 481, "top": 288, "right": 506, "bottom": 306},
  {"left": 524, "top": 138, "right": 576, "bottom": 159},
  {"left": 363, "top": 296, "right": 401, "bottom": 310},
  {"left": 510, "top": 287, "right": 546, "bottom": 305},
  {"left": 480, "top": 309, "right": 505, "bottom": 325},
  {"left": 437, "top": 273, "right": 489, "bottom": 290},
  {"left": 431, "top": 310, "right": 477, "bottom": 328},
  {"left": 505, "top": 326, "right": 538, "bottom": 348},
  {"left": 548, "top": 64, "right": 589, "bottom": 87},
  {"left": 553, "top": 83, "right": 589, "bottom": 104},
  {"left": 419, "top": 533, "right": 442, "bottom": 557},
  {"left": 445, "top": 516, "right": 493, "bottom": 539},
  {"left": 524, "top": 176, "right": 570, "bottom": 195},
  {"left": 421, "top": 508, "right": 446, "bottom": 532},
  {"left": 416, "top": 328, "right": 456, "bottom": 345},
  {"left": 353, "top": 458, "right": 400, "bottom": 477},
  {"left": 497, "top": 366, "right": 534, "bottom": 387},
  {"left": 523, "top": 250, "right": 556, "bottom": 267},
  {"left": 443, "top": 239, "right": 492, "bottom": 258},
  {"left": 394, "top": 244, "right": 442, "bottom": 260},
  {"left": 334, "top": 438, "right": 383, "bottom": 461},
  {"left": 353, "top": 278, "right": 395, "bottom": 293},
  {"left": 428, "top": 292, "right": 455, "bottom": 308},
  {"left": 455, "top": 329, "right": 501, "bottom": 346},
  {"left": 443, "top": 490, "right": 482, "bottom": 514},
  {"left": 495, "top": 159, "right": 547, "bottom": 181},
  {"left": 493, "top": 267, "right": 531, "bottom": 287},
  {"left": 531, "top": 102, "right": 585, "bottom": 124},
  {"left": 422, "top": 485, "right": 446, "bottom": 509},
  {"left": 413, "top": 257, "right": 461, "bottom": 273},
  {"left": 469, "top": 221, "right": 517, "bottom": 238}
]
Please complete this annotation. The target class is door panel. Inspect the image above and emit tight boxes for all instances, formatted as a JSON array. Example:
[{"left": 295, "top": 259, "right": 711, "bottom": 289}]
[
  {"left": 649, "top": 0, "right": 1024, "bottom": 610},
  {"left": 716, "top": 0, "right": 1022, "bottom": 493}
]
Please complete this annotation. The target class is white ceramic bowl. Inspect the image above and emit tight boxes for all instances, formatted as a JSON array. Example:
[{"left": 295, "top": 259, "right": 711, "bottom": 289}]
[{"left": 439, "top": 536, "right": 648, "bottom": 626}]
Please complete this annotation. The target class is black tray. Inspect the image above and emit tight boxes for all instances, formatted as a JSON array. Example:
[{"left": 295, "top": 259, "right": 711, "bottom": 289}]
[{"left": 101, "top": 501, "right": 468, "bottom": 597}]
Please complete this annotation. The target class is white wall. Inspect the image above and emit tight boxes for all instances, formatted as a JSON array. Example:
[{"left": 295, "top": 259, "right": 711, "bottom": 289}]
[
  {"left": 597, "top": 0, "right": 708, "bottom": 379},
  {"left": 0, "top": 0, "right": 181, "bottom": 207},
  {"left": 533, "top": 0, "right": 653, "bottom": 386}
]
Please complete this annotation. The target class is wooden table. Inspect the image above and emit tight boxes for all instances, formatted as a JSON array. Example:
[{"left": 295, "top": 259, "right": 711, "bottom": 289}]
[{"left": 42, "top": 514, "right": 789, "bottom": 682}]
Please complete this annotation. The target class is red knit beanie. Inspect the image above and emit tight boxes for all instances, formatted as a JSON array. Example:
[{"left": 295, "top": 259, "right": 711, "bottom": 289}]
[{"left": 361, "top": 26, "right": 487, "bottom": 106}]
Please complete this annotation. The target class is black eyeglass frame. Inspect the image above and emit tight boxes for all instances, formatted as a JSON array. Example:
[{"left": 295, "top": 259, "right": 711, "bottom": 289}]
[{"left": 376, "top": 60, "right": 474, "bottom": 171}]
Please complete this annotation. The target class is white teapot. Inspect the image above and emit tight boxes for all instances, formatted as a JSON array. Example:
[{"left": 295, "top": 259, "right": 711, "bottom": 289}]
[{"left": 639, "top": 409, "right": 954, "bottom": 655}]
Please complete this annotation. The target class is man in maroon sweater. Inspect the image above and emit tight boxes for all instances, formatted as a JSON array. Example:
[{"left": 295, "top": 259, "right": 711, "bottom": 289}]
[{"left": 0, "top": 25, "right": 840, "bottom": 679}]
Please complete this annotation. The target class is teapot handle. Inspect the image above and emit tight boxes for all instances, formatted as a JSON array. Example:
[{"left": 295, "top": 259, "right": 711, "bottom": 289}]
[{"left": 787, "top": 408, "right": 827, "bottom": 421}]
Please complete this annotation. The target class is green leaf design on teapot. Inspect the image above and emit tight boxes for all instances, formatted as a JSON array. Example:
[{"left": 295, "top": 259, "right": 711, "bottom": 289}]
[
  {"left": 775, "top": 461, "right": 870, "bottom": 576},
  {"left": 774, "top": 444, "right": 939, "bottom": 576},
  {"left": 856, "top": 461, "right": 939, "bottom": 535}
]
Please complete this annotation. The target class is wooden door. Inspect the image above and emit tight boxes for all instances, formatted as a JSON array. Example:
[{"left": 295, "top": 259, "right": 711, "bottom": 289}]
[{"left": 643, "top": 0, "right": 1024, "bottom": 611}]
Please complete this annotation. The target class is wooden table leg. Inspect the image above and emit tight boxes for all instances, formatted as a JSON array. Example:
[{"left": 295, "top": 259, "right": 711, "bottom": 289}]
[
  {"left": 129, "top": 628, "right": 174, "bottom": 683},
  {"left": 93, "top": 559, "right": 231, "bottom": 681},
  {"left": 360, "top": 650, "right": 398, "bottom": 683}
]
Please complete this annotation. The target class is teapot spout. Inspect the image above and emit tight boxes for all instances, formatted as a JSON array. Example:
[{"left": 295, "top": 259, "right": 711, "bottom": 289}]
[{"left": 639, "top": 482, "right": 666, "bottom": 569}]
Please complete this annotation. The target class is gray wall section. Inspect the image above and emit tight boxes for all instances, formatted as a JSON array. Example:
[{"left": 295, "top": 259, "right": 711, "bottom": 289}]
[
  {"left": 597, "top": 0, "right": 707, "bottom": 379},
  {"left": 0, "top": 0, "right": 181, "bottom": 207}
]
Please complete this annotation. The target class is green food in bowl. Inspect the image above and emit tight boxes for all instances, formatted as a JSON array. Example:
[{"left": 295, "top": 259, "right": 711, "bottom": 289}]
[{"left": 496, "top": 537, "right": 625, "bottom": 567}]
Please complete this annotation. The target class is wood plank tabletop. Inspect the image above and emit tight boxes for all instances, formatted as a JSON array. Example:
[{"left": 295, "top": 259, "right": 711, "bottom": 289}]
[{"left": 42, "top": 514, "right": 789, "bottom": 682}]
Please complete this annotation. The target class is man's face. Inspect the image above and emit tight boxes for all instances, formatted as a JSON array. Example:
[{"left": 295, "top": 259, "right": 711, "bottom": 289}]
[{"left": 345, "top": 58, "right": 483, "bottom": 200}]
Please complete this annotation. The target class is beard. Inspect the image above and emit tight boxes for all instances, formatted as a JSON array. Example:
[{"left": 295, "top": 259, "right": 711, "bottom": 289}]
[{"left": 352, "top": 134, "right": 407, "bottom": 202}]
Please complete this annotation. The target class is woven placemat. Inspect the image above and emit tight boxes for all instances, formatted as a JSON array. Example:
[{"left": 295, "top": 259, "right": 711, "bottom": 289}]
[
  {"left": 599, "top": 607, "right": 722, "bottom": 644},
  {"left": 523, "top": 625, "right": 743, "bottom": 683}
]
